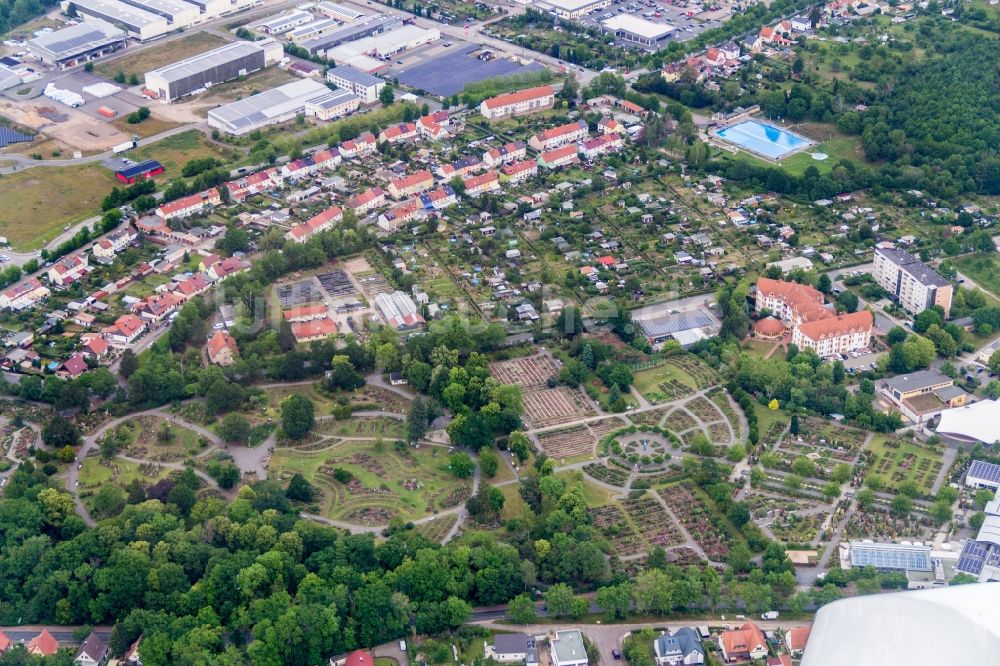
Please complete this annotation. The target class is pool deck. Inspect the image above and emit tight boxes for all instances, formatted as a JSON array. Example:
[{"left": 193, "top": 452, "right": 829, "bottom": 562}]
[{"left": 710, "top": 118, "right": 816, "bottom": 163}]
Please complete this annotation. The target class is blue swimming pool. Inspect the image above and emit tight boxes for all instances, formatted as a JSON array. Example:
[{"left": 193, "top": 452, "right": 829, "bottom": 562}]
[{"left": 716, "top": 120, "right": 811, "bottom": 159}]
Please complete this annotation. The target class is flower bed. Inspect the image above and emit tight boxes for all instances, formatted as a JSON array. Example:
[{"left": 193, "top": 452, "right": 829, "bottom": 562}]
[
  {"left": 584, "top": 462, "right": 630, "bottom": 486},
  {"left": 622, "top": 495, "right": 684, "bottom": 548},
  {"left": 659, "top": 483, "right": 732, "bottom": 560},
  {"left": 664, "top": 409, "right": 698, "bottom": 432},
  {"left": 590, "top": 504, "right": 645, "bottom": 556}
]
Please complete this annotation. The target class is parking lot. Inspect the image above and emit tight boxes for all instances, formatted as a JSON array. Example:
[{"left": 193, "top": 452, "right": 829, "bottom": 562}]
[{"left": 574, "top": 0, "right": 736, "bottom": 49}]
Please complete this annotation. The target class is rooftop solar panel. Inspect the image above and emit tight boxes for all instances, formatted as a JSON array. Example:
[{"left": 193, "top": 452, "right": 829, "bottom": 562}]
[
  {"left": 968, "top": 460, "right": 1000, "bottom": 485},
  {"left": 956, "top": 540, "right": 989, "bottom": 576}
]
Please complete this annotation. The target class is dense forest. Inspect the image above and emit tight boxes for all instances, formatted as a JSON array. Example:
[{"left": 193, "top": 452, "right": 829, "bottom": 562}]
[
  {"left": 859, "top": 29, "right": 1000, "bottom": 197},
  {"left": 0, "top": 0, "right": 59, "bottom": 37}
]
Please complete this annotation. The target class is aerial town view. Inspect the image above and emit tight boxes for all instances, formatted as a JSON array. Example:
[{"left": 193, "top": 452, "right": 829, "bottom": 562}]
[{"left": 0, "top": 0, "right": 995, "bottom": 661}]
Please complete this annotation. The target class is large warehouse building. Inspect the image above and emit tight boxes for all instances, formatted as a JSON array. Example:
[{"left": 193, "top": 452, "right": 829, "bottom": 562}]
[
  {"left": 144, "top": 39, "right": 283, "bottom": 102},
  {"left": 117, "top": 0, "right": 200, "bottom": 27},
  {"left": 325, "top": 64, "right": 384, "bottom": 103},
  {"left": 27, "top": 18, "right": 127, "bottom": 68},
  {"left": 62, "top": 0, "right": 170, "bottom": 40},
  {"left": 252, "top": 9, "right": 313, "bottom": 35},
  {"left": 325, "top": 24, "right": 439, "bottom": 61},
  {"left": 601, "top": 14, "right": 675, "bottom": 48},
  {"left": 298, "top": 14, "right": 400, "bottom": 57},
  {"left": 208, "top": 78, "right": 357, "bottom": 134},
  {"left": 536, "top": 0, "right": 610, "bottom": 19}
]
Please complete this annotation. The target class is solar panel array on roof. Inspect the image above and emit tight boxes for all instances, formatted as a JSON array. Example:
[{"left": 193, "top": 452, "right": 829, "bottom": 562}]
[
  {"left": 956, "top": 540, "right": 989, "bottom": 576},
  {"left": 396, "top": 45, "right": 547, "bottom": 97},
  {"left": 638, "top": 310, "right": 715, "bottom": 338},
  {"left": 0, "top": 127, "right": 34, "bottom": 149},
  {"left": 116, "top": 160, "right": 163, "bottom": 179},
  {"left": 850, "top": 542, "right": 932, "bottom": 571},
  {"left": 27, "top": 19, "right": 126, "bottom": 61},
  {"left": 968, "top": 460, "right": 1000, "bottom": 486}
]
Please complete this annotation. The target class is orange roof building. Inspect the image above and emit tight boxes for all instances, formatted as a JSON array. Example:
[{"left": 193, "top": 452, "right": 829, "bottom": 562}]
[
  {"left": 755, "top": 277, "right": 829, "bottom": 326},
  {"left": 793, "top": 310, "right": 873, "bottom": 356},
  {"left": 718, "top": 621, "right": 767, "bottom": 662},
  {"left": 479, "top": 85, "right": 555, "bottom": 120},
  {"left": 206, "top": 330, "right": 240, "bottom": 366},
  {"left": 283, "top": 304, "right": 328, "bottom": 322},
  {"left": 292, "top": 318, "right": 337, "bottom": 343},
  {"left": 785, "top": 625, "right": 811, "bottom": 656},
  {"left": 27, "top": 629, "right": 59, "bottom": 657},
  {"left": 754, "top": 316, "right": 785, "bottom": 339},
  {"left": 346, "top": 650, "right": 374, "bottom": 666}
]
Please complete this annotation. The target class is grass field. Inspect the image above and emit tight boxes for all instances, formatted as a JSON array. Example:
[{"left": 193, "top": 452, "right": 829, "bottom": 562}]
[
  {"left": 0, "top": 164, "right": 120, "bottom": 250},
  {"left": 79, "top": 456, "right": 173, "bottom": 515},
  {"left": 129, "top": 130, "right": 234, "bottom": 174},
  {"left": 633, "top": 362, "right": 697, "bottom": 403},
  {"left": 555, "top": 470, "right": 615, "bottom": 507},
  {"left": 269, "top": 440, "right": 469, "bottom": 523},
  {"left": 499, "top": 482, "right": 529, "bottom": 521},
  {"left": 780, "top": 135, "right": 865, "bottom": 176},
  {"left": 193, "top": 67, "right": 299, "bottom": 113},
  {"left": 111, "top": 116, "right": 186, "bottom": 139},
  {"left": 865, "top": 436, "right": 944, "bottom": 495},
  {"left": 954, "top": 254, "right": 1000, "bottom": 300},
  {"left": 94, "top": 32, "right": 229, "bottom": 80}
]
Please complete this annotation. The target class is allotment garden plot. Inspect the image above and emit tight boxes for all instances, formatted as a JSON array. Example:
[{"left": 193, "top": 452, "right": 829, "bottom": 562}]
[
  {"left": 589, "top": 492, "right": 686, "bottom": 559},
  {"left": 489, "top": 354, "right": 560, "bottom": 388},
  {"left": 269, "top": 434, "right": 470, "bottom": 526},
  {"left": 659, "top": 482, "right": 737, "bottom": 562},
  {"left": 865, "top": 436, "right": 944, "bottom": 496},
  {"left": 744, "top": 489, "right": 832, "bottom": 544},
  {"left": 632, "top": 355, "right": 721, "bottom": 404}
]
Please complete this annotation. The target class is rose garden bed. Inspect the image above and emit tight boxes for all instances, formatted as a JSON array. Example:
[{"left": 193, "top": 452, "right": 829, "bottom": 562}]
[{"left": 659, "top": 483, "right": 733, "bottom": 561}]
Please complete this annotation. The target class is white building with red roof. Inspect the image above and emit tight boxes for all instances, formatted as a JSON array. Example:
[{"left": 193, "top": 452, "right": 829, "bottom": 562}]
[
  {"left": 225, "top": 168, "right": 282, "bottom": 202},
  {"left": 528, "top": 120, "right": 588, "bottom": 151},
  {"left": 103, "top": 314, "right": 146, "bottom": 347},
  {"left": 718, "top": 621, "right": 767, "bottom": 662},
  {"left": 287, "top": 205, "right": 343, "bottom": 243},
  {"left": 417, "top": 113, "right": 449, "bottom": 140},
  {"left": 58, "top": 352, "right": 89, "bottom": 379},
  {"left": 47, "top": 254, "right": 89, "bottom": 286},
  {"left": 339, "top": 132, "right": 377, "bottom": 158},
  {"left": 479, "top": 85, "right": 555, "bottom": 120},
  {"left": 579, "top": 133, "right": 623, "bottom": 159},
  {"left": 483, "top": 140, "right": 527, "bottom": 167},
  {"left": 283, "top": 303, "right": 328, "bottom": 322},
  {"left": 292, "top": 317, "right": 337, "bottom": 342},
  {"left": 378, "top": 122, "right": 417, "bottom": 143},
  {"left": 374, "top": 290, "right": 424, "bottom": 330},
  {"left": 0, "top": 278, "right": 50, "bottom": 311},
  {"left": 155, "top": 188, "right": 221, "bottom": 220},
  {"left": 792, "top": 310, "right": 873, "bottom": 356},
  {"left": 420, "top": 186, "right": 458, "bottom": 210},
  {"left": 206, "top": 256, "right": 250, "bottom": 282},
  {"left": 598, "top": 117, "right": 625, "bottom": 135}
]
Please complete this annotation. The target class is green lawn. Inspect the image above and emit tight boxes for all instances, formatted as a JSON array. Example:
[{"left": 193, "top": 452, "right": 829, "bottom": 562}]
[
  {"left": 129, "top": 130, "right": 234, "bottom": 174},
  {"left": 865, "top": 435, "right": 945, "bottom": 496},
  {"left": 78, "top": 456, "right": 173, "bottom": 514},
  {"left": 954, "top": 254, "right": 1000, "bottom": 300},
  {"left": 633, "top": 362, "right": 696, "bottom": 399},
  {"left": 269, "top": 440, "right": 469, "bottom": 523},
  {"left": 555, "top": 470, "right": 615, "bottom": 507},
  {"left": 0, "top": 164, "right": 120, "bottom": 250},
  {"left": 780, "top": 136, "right": 865, "bottom": 175}
]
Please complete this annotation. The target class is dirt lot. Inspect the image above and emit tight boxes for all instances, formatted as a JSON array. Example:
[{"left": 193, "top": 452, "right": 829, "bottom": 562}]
[
  {"left": 0, "top": 98, "right": 129, "bottom": 152},
  {"left": 93, "top": 32, "right": 229, "bottom": 80}
]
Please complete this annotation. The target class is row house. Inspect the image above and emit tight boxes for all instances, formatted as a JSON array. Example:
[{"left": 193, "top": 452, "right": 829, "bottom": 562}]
[
  {"left": 134, "top": 217, "right": 199, "bottom": 245},
  {"left": 463, "top": 171, "right": 501, "bottom": 197},
  {"left": 155, "top": 188, "right": 221, "bottom": 221},
  {"left": 348, "top": 187, "right": 386, "bottom": 215},
  {"left": 388, "top": 170, "right": 434, "bottom": 199},
  {"left": 419, "top": 185, "right": 457, "bottom": 210},
  {"left": 528, "top": 120, "right": 588, "bottom": 151},
  {"left": 538, "top": 145, "right": 580, "bottom": 170},
  {"left": 281, "top": 156, "right": 318, "bottom": 180},
  {"left": 501, "top": 159, "right": 537, "bottom": 185},
  {"left": 0, "top": 278, "right": 50, "bottom": 311},
  {"left": 579, "top": 134, "right": 622, "bottom": 160},
  {"left": 287, "top": 205, "right": 344, "bottom": 243},
  {"left": 48, "top": 255, "right": 90, "bottom": 287},
  {"left": 311, "top": 146, "right": 342, "bottom": 169},
  {"left": 339, "top": 131, "right": 377, "bottom": 158},
  {"left": 479, "top": 85, "right": 555, "bottom": 120},
  {"left": 225, "top": 168, "right": 282, "bottom": 202},
  {"left": 379, "top": 122, "right": 417, "bottom": 143},
  {"left": 378, "top": 199, "right": 425, "bottom": 232},
  {"left": 437, "top": 155, "right": 483, "bottom": 180},
  {"left": 103, "top": 314, "right": 147, "bottom": 348},
  {"left": 483, "top": 140, "right": 526, "bottom": 167}
]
